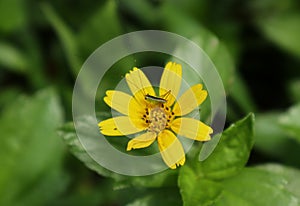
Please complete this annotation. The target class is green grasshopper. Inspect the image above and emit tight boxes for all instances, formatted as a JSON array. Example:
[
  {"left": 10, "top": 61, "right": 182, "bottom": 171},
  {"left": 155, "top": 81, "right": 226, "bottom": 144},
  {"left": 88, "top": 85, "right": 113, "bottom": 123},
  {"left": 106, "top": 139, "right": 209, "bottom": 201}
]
[{"left": 144, "top": 91, "right": 170, "bottom": 104}]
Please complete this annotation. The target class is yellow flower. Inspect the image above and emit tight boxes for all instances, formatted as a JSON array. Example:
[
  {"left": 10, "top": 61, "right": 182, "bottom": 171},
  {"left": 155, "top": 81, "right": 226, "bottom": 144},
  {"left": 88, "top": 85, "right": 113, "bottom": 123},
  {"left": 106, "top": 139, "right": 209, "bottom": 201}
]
[{"left": 98, "top": 62, "right": 213, "bottom": 169}]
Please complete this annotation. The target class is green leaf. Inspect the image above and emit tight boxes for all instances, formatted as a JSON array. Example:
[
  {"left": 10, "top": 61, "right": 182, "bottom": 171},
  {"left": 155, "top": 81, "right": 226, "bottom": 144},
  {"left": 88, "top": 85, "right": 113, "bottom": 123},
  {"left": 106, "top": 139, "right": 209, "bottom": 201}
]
[
  {"left": 77, "top": 0, "right": 123, "bottom": 58},
  {"left": 0, "top": 89, "right": 67, "bottom": 205},
  {"left": 0, "top": 42, "right": 28, "bottom": 72},
  {"left": 114, "top": 169, "right": 178, "bottom": 189},
  {"left": 179, "top": 167, "right": 299, "bottom": 206},
  {"left": 288, "top": 79, "right": 300, "bottom": 103},
  {"left": 0, "top": 88, "right": 21, "bottom": 110},
  {"left": 221, "top": 168, "right": 299, "bottom": 205},
  {"left": 20, "top": 30, "right": 49, "bottom": 88},
  {"left": 0, "top": 0, "right": 26, "bottom": 33},
  {"left": 51, "top": 178, "right": 117, "bottom": 206},
  {"left": 279, "top": 103, "right": 300, "bottom": 142},
  {"left": 179, "top": 113, "right": 255, "bottom": 206},
  {"left": 116, "top": 0, "right": 158, "bottom": 26},
  {"left": 254, "top": 112, "right": 288, "bottom": 156},
  {"left": 256, "top": 164, "right": 300, "bottom": 199},
  {"left": 126, "top": 188, "right": 182, "bottom": 206},
  {"left": 195, "top": 113, "right": 254, "bottom": 180},
  {"left": 256, "top": 12, "right": 300, "bottom": 57},
  {"left": 254, "top": 112, "right": 300, "bottom": 167},
  {"left": 41, "top": 3, "right": 81, "bottom": 75},
  {"left": 58, "top": 115, "right": 124, "bottom": 181}
]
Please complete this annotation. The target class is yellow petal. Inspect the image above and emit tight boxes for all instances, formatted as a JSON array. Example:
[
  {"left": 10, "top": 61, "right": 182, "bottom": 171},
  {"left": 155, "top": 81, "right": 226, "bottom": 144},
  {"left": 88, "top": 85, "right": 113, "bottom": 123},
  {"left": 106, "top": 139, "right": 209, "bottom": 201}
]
[
  {"left": 171, "top": 117, "right": 212, "bottom": 141},
  {"left": 125, "top": 67, "right": 155, "bottom": 103},
  {"left": 157, "top": 130, "right": 185, "bottom": 169},
  {"left": 98, "top": 116, "right": 145, "bottom": 136},
  {"left": 104, "top": 90, "right": 137, "bottom": 115},
  {"left": 173, "top": 84, "right": 207, "bottom": 116},
  {"left": 159, "top": 62, "right": 182, "bottom": 106},
  {"left": 128, "top": 93, "right": 147, "bottom": 120},
  {"left": 127, "top": 132, "right": 157, "bottom": 151}
]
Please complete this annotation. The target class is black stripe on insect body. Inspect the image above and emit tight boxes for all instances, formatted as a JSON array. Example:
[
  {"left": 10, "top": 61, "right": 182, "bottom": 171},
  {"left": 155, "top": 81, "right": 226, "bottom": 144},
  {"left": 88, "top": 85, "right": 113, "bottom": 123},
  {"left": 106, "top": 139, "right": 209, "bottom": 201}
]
[{"left": 145, "top": 94, "right": 167, "bottom": 103}]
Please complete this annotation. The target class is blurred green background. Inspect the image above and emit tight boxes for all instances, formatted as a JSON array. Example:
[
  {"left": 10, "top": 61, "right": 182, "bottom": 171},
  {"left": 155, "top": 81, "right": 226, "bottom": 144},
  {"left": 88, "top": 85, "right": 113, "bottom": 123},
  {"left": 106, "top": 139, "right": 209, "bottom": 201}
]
[{"left": 1, "top": 0, "right": 300, "bottom": 205}]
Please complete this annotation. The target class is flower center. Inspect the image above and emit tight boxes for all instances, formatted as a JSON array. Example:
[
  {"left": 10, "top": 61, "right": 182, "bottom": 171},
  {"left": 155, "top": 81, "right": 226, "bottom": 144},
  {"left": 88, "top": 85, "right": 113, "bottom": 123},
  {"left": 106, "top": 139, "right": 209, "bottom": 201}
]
[{"left": 147, "top": 106, "right": 167, "bottom": 134}]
